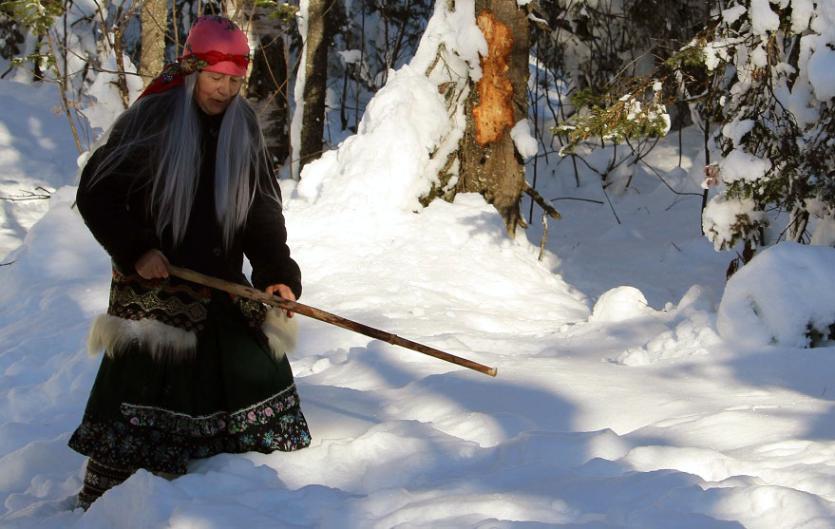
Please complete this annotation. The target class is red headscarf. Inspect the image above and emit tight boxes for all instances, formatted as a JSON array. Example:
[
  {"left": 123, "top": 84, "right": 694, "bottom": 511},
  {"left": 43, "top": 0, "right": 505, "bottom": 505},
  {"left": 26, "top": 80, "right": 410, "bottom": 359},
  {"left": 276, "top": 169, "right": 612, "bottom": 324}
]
[{"left": 139, "top": 16, "right": 250, "bottom": 100}]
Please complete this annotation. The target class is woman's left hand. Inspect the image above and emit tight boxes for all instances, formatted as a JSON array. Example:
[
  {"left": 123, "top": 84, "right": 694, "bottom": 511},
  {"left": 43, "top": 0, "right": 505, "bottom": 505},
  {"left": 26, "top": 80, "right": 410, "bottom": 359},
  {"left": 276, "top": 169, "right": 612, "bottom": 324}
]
[{"left": 265, "top": 284, "right": 296, "bottom": 318}]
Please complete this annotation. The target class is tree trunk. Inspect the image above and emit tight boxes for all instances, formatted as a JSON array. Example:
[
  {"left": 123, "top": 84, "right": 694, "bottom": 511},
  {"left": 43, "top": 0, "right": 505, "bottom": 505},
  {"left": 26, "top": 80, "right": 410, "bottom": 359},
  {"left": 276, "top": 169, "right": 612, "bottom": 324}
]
[
  {"left": 298, "top": 0, "right": 336, "bottom": 172},
  {"left": 139, "top": 0, "right": 168, "bottom": 86},
  {"left": 247, "top": 8, "right": 290, "bottom": 167},
  {"left": 457, "top": 1, "right": 528, "bottom": 236},
  {"left": 112, "top": 13, "right": 131, "bottom": 108}
]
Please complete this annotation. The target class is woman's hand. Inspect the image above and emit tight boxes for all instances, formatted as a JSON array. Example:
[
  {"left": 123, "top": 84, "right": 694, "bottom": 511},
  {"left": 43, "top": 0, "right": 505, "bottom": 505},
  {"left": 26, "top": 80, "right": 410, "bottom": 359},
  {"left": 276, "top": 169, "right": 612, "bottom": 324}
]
[
  {"left": 265, "top": 283, "right": 296, "bottom": 318},
  {"left": 135, "top": 249, "right": 170, "bottom": 279}
]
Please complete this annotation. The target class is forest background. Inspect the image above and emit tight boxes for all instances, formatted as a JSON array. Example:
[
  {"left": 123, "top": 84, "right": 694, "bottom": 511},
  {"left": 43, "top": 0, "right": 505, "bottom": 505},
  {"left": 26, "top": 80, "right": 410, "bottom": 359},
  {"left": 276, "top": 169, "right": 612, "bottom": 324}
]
[{"left": 5, "top": 0, "right": 833, "bottom": 258}]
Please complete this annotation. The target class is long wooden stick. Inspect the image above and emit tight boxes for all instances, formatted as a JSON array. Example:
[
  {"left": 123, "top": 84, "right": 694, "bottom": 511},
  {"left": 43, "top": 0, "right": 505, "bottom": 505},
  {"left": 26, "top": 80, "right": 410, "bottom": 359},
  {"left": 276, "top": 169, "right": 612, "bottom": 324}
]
[{"left": 168, "top": 265, "right": 498, "bottom": 377}]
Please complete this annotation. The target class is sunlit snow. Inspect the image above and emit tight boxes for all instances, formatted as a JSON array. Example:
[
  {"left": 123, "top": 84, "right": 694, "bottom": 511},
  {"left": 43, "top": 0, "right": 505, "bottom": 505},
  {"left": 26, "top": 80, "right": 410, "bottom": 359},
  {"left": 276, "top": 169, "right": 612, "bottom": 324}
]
[{"left": 2, "top": 31, "right": 835, "bottom": 529}]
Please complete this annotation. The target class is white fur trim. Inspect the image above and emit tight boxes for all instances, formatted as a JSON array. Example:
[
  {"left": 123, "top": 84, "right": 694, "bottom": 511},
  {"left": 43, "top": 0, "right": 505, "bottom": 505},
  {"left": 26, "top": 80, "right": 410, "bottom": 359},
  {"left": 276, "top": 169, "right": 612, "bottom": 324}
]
[
  {"left": 262, "top": 308, "right": 298, "bottom": 359},
  {"left": 87, "top": 314, "right": 197, "bottom": 362}
]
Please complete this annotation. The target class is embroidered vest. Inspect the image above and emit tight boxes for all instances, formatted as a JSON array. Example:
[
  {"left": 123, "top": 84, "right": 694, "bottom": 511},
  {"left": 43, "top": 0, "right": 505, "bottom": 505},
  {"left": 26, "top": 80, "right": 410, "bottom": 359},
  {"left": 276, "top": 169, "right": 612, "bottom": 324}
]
[{"left": 86, "top": 268, "right": 273, "bottom": 362}]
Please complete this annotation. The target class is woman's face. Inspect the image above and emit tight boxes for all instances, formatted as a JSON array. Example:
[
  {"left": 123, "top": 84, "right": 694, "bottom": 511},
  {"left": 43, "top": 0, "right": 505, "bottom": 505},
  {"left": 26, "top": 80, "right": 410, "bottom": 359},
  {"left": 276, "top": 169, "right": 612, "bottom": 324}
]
[{"left": 195, "top": 71, "right": 244, "bottom": 115}]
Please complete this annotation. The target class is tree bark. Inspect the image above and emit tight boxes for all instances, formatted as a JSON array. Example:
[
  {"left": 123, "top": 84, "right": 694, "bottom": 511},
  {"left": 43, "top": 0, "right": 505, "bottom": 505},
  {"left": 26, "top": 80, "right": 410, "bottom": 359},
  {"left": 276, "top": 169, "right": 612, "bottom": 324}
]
[
  {"left": 112, "top": 14, "right": 131, "bottom": 108},
  {"left": 299, "top": 0, "right": 336, "bottom": 171},
  {"left": 457, "top": 1, "right": 529, "bottom": 236},
  {"left": 247, "top": 8, "right": 290, "bottom": 167},
  {"left": 139, "top": 0, "right": 168, "bottom": 86}
]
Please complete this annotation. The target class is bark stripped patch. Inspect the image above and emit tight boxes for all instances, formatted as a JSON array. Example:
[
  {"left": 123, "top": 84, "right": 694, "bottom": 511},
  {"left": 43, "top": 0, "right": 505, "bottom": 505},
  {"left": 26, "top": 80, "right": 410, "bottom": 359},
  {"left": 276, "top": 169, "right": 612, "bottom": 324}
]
[{"left": 473, "top": 10, "right": 514, "bottom": 146}]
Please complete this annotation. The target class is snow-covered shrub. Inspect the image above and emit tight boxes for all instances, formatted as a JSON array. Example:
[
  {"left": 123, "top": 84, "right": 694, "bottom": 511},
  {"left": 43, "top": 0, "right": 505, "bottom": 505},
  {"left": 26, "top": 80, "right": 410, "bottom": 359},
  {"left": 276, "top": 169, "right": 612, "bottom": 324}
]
[
  {"left": 702, "top": 195, "right": 768, "bottom": 252},
  {"left": 717, "top": 242, "right": 835, "bottom": 347},
  {"left": 696, "top": 0, "right": 835, "bottom": 250}
]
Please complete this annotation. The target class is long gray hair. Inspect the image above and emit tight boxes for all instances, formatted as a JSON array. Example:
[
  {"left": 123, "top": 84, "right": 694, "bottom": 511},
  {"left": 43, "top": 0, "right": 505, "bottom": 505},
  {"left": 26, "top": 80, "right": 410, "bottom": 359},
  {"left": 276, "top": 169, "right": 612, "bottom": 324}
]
[{"left": 86, "top": 73, "right": 277, "bottom": 249}]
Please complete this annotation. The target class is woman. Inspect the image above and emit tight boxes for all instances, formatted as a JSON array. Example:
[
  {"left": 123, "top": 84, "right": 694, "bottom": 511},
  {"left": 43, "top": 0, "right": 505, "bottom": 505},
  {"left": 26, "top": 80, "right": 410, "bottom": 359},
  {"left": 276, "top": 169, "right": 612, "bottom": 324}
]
[{"left": 69, "top": 15, "right": 311, "bottom": 510}]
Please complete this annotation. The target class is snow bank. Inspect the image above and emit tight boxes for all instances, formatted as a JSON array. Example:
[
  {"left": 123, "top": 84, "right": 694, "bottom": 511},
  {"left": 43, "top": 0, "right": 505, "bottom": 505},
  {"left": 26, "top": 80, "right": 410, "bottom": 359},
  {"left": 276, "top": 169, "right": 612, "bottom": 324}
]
[
  {"left": 0, "top": 81, "right": 81, "bottom": 258},
  {"left": 1, "top": 188, "right": 107, "bottom": 291},
  {"left": 296, "top": 0, "right": 494, "bottom": 218},
  {"left": 296, "top": 65, "right": 448, "bottom": 216},
  {"left": 287, "top": 191, "right": 589, "bottom": 347},
  {"left": 717, "top": 242, "right": 835, "bottom": 347},
  {"left": 596, "top": 285, "right": 721, "bottom": 366}
]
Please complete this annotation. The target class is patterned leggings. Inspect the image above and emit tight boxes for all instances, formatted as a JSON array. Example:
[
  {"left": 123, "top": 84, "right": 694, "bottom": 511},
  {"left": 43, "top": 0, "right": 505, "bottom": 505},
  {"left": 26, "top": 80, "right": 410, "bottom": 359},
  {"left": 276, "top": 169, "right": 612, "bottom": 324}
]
[{"left": 77, "top": 459, "right": 135, "bottom": 510}]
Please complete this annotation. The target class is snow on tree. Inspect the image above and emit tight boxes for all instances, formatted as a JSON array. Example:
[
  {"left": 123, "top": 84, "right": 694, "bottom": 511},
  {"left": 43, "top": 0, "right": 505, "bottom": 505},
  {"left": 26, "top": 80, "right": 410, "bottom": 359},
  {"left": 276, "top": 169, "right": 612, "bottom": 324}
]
[
  {"left": 398, "top": 0, "right": 535, "bottom": 235},
  {"left": 696, "top": 0, "right": 835, "bottom": 252},
  {"left": 456, "top": 1, "right": 530, "bottom": 235},
  {"left": 517, "top": 0, "right": 706, "bottom": 227}
]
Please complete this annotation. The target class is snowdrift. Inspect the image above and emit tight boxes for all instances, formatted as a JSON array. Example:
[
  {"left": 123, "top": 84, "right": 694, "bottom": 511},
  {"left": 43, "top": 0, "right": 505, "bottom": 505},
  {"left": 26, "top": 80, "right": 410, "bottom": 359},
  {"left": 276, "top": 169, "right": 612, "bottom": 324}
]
[{"left": 718, "top": 242, "right": 835, "bottom": 347}]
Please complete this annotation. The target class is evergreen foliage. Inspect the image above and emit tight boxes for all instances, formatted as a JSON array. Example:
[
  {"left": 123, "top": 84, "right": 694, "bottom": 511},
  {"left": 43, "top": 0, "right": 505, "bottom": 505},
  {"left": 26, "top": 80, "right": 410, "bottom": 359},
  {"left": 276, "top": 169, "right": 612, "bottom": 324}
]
[
  {"left": 692, "top": 0, "right": 835, "bottom": 250},
  {"left": 556, "top": 79, "right": 671, "bottom": 154}
]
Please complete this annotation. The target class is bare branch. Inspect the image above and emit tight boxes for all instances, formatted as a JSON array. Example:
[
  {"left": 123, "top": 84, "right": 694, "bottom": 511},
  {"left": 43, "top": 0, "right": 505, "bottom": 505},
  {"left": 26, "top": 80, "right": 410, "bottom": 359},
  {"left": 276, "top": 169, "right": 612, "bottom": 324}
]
[{"left": 524, "top": 181, "right": 561, "bottom": 219}]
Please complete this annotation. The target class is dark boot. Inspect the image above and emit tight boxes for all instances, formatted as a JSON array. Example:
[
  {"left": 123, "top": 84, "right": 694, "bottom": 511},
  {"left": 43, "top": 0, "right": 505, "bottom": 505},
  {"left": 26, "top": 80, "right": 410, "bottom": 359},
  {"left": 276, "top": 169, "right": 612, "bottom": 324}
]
[{"left": 77, "top": 459, "right": 135, "bottom": 510}]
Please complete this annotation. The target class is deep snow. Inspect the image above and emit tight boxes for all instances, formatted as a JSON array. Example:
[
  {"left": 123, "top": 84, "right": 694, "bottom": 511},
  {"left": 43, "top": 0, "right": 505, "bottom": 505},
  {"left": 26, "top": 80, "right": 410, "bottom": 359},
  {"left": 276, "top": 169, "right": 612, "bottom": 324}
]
[{"left": 2, "top": 59, "right": 835, "bottom": 529}]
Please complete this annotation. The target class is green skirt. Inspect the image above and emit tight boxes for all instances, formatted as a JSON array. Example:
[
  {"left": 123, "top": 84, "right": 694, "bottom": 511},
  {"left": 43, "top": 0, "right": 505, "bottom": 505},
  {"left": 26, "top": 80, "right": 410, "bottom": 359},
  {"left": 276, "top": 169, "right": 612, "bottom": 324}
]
[{"left": 68, "top": 294, "right": 311, "bottom": 474}]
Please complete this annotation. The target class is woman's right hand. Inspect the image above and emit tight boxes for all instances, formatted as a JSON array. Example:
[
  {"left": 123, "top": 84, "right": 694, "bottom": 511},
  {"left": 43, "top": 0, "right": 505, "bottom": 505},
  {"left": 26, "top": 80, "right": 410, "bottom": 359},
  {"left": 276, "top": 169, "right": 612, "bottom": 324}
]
[{"left": 135, "top": 249, "right": 170, "bottom": 279}]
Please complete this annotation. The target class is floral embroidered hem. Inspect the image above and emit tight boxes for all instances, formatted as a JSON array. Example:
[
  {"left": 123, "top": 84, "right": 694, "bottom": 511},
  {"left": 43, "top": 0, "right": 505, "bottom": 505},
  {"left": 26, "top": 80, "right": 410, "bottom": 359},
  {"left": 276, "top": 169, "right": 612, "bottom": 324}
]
[
  {"left": 120, "top": 383, "right": 302, "bottom": 437},
  {"left": 68, "top": 385, "right": 311, "bottom": 475}
]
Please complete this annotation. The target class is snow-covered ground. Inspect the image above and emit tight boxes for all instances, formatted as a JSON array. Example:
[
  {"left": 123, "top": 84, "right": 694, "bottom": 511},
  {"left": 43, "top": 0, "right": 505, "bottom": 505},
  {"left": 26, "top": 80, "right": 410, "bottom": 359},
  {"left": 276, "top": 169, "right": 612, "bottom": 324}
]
[
  {"left": 0, "top": 81, "right": 81, "bottom": 256},
  {"left": 2, "top": 61, "right": 835, "bottom": 529}
]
